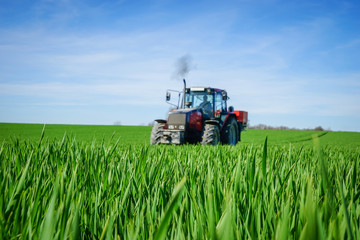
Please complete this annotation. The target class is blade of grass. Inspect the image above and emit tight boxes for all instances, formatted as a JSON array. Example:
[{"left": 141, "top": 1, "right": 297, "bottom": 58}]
[
  {"left": 154, "top": 177, "right": 186, "bottom": 240},
  {"left": 338, "top": 179, "right": 354, "bottom": 240},
  {"left": 262, "top": 136, "right": 268, "bottom": 180},
  {"left": 6, "top": 151, "right": 33, "bottom": 213}
]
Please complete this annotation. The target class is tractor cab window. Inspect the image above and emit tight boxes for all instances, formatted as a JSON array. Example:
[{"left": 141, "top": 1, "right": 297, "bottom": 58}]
[
  {"left": 215, "top": 92, "right": 222, "bottom": 117},
  {"left": 215, "top": 92, "right": 227, "bottom": 117},
  {"left": 184, "top": 91, "right": 213, "bottom": 116}
]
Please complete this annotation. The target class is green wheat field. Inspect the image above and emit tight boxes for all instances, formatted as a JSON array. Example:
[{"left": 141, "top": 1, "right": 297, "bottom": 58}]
[{"left": 0, "top": 123, "right": 359, "bottom": 239}]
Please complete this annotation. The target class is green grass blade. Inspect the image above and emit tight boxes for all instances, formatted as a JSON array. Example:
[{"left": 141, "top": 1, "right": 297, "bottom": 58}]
[
  {"left": 6, "top": 150, "right": 33, "bottom": 212},
  {"left": 38, "top": 124, "right": 46, "bottom": 147},
  {"left": 154, "top": 177, "right": 186, "bottom": 240},
  {"left": 338, "top": 179, "right": 354, "bottom": 240},
  {"left": 262, "top": 136, "right": 268, "bottom": 179},
  {"left": 40, "top": 181, "right": 58, "bottom": 240}
]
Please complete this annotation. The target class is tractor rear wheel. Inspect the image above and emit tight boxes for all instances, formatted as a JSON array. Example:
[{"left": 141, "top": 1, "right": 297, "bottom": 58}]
[
  {"left": 222, "top": 118, "right": 239, "bottom": 145},
  {"left": 201, "top": 124, "right": 220, "bottom": 145},
  {"left": 150, "top": 123, "right": 165, "bottom": 145}
]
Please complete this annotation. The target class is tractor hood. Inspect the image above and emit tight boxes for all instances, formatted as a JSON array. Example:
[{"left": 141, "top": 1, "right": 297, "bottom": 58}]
[
  {"left": 167, "top": 108, "right": 203, "bottom": 132},
  {"left": 167, "top": 109, "right": 195, "bottom": 127},
  {"left": 169, "top": 108, "right": 197, "bottom": 114}
]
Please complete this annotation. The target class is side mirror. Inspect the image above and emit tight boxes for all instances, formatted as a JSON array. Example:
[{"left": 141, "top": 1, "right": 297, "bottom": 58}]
[
  {"left": 228, "top": 106, "right": 234, "bottom": 112},
  {"left": 166, "top": 91, "right": 171, "bottom": 101},
  {"left": 222, "top": 91, "right": 228, "bottom": 100}
]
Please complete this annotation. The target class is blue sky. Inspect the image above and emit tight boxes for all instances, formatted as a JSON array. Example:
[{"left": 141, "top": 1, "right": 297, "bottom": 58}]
[{"left": 0, "top": 0, "right": 359, "bottom": 131}]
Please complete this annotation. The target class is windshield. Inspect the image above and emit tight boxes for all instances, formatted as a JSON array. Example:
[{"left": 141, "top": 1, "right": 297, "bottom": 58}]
[{"left": 184, "top": 91, "right": 213, "bottom": 115}]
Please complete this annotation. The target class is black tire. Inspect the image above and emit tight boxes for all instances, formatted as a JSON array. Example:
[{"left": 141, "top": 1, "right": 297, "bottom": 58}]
[
  {"left": 150, "top": 123, "right": 165, "bottom": 145},
  {"left": 222, "top": 118, "right": 239, "bottom": 145},
  {"left": 201, "top": 124, "right": 220, "bottom": 145}
]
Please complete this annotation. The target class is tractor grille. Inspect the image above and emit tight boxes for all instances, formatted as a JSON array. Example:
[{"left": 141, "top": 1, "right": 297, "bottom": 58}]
[{"left": 168, "top": 113, "right": 186, "bottom": 125}]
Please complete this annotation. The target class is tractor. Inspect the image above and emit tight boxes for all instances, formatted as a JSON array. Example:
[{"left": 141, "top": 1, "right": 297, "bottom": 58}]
[{"left": 150, "top": 80, "right": 248, "bottom": 145}]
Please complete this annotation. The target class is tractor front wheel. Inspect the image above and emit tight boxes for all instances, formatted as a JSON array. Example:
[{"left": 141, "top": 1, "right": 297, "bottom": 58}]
[
  {"left": 201, "top": 124, "right": 220, "bottom": 145},
  {"left": 150, "top": 123, "right": 165, "bottom": 145}
]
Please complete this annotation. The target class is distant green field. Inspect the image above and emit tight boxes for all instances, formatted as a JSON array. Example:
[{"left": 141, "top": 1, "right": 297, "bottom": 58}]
[
  {"left": 242, "top": 129, "right": 360, "bottom": 147},
  {"left": 1, "top": 123, "right": 359, "bottom": 147},
  {"left": 0, "top": 123, "right": 151, "bottom": 145}
]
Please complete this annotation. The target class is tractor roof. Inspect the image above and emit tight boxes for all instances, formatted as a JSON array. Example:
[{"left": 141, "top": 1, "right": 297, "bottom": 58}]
[{"left": 188, "top": 87, "right": 224, "bottom": 93}]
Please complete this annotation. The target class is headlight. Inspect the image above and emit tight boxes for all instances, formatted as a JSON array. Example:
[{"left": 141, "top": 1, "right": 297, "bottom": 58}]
[
  {"left": 179, "top": 125, "right": 185, "bottom": 130},
  {"left": 168, "top": 125, "right": 174, "bottom": 129}
]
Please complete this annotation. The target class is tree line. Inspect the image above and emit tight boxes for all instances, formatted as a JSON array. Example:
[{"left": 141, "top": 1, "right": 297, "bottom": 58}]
[{"left": 248, "top": 124, "right": 327, "bottom": 131}]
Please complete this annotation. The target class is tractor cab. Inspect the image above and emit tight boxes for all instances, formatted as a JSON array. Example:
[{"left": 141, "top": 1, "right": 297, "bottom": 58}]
[{"left": 183, "top": 87, "right": 228, "bottom": 121}]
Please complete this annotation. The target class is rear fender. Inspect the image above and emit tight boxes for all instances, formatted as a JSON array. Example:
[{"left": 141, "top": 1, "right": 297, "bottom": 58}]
[{"left": 220, "top": 113, "right": 237, "bottom": 131}]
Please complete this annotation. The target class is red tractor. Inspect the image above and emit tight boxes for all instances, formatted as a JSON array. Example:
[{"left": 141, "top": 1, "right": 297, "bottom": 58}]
[{"left": 150, "top": 80, "right": 248, "bottom": 145}]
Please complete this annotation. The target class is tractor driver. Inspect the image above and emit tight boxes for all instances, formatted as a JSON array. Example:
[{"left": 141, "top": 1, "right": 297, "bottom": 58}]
[{"left": 199, "top": 95, "right": 212, "bottom": 116}]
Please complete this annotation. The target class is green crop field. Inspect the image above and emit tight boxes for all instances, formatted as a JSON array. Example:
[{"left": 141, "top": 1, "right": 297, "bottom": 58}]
[
  {"left": 0, "top": 123, "right": 359, "bottom": 239},
  {"left": 1, "top": 123, "right": 360, "bottom": 146}
]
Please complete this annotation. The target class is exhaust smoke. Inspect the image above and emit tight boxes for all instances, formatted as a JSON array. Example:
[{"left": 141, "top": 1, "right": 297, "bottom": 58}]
[{"left": 173, "top": 54, "right": 194, "bottom": 79}]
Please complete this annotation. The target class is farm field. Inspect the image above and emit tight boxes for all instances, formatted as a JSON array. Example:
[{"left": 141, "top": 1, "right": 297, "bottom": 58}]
[
  {"left": 0, "top": 123, "right": 151, "bottom": 145},
  {"left": 0, "top": 123, "right": 359, "bottom": 239},
  {"left": 1, "top": 123, "right": 360, "bottom": 146}
]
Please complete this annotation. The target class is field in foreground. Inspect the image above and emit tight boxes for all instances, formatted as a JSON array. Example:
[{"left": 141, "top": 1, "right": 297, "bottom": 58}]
[{"left": 0, "top": 123, "right": 359, "bottom": 239}]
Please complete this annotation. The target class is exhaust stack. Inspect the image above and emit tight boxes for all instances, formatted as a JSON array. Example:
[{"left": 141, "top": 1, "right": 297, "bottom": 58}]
[{"left": 183, "top": 79, "right": 186, "bottom": 108}]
